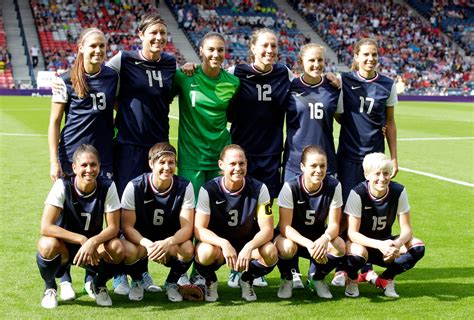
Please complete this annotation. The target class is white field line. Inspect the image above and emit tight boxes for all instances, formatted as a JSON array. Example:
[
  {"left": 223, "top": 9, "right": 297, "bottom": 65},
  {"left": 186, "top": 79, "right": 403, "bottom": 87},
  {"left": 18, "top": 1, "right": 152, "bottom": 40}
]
[
  {"left": 399, "top": 167, "right": 473, "bottom": 187},
  {"left": 398, "top": 137, "right": 474, "bottom": 141},
  {"left": 0, "top": 132, "right": 178, "bottom": 140}
]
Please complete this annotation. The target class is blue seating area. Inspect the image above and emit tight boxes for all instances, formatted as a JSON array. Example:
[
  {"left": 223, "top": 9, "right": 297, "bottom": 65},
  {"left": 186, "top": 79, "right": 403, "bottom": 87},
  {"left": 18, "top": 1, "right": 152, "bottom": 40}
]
[
  {"left": 166, "top": 0, "right": 306, "bottom": 70},
  {"left": 407, "top": 0, "right": 474, "bottom": 55}
]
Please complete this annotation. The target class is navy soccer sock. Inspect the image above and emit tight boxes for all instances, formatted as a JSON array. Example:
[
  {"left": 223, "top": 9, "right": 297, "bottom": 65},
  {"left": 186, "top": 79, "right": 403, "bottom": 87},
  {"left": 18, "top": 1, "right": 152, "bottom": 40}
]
[
  {"left": 381, "top": 245, "right": 425, "bottom": 280},
  {"left": 312, "top": 255, "right": 344, "bottom": 280},
  {"left": 59, "top": 264, "right": 72, "bottom": 283},
  {"left": 125, "top": 258, "right": 148, "bottom": 282},
  {"left": 166, "top": 257, "right": 193, "bottom": 284},
  {"left": 346, "top": 255, "right": 366, "bottom": 280},
  {"left": 94, "top": 261, "right": 119, "bottom": 288},
  {"left": 241, "top": 259, "right": 275, "bottom": 282},
  {"left": 194, "top": 260, "right": 220, "bottom": 283},
  {"left": 36, "top": 252, "right": 62, "bottom": 290},
  {"left": 277, "top": 255, "right": 297, "bottom": 280}
]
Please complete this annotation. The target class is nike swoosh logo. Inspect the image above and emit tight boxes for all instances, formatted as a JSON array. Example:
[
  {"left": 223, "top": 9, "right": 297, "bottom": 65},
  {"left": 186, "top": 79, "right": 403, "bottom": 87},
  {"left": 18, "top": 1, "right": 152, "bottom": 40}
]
[
  {"left": 73, "top": 202, "right": 78, "bottom": 205},
  {"left": 191, "top": 84, "right": 199, "bottom": 87},
  {"left": 144, "top": 199, "right": 154, "bottom": 204},
  {"left": 297, "top": 200, "right": 305, "bottom": 204},
  {"left": 351, "top": 86, "right": 361, "bottom": 90},
  {"left": 135, "top": 61, "right": 146, "bottom": 65},
  {"left": 364, "top": 206, "right": 372, "bottom": 209},
  {"left": 295, "top": 92, "right": 304, "bottom": 97},
  {"left": 246, "top": 74, "right": 256, "bottom": 78},
  {"left": 216, "top": 200, "right": 225, "bottom": 205}
]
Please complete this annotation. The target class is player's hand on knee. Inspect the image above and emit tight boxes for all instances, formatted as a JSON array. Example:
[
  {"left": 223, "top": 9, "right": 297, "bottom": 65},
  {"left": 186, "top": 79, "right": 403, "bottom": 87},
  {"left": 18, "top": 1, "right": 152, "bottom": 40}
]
[
  {"left": 222, "top": 242, "right": 238, "bottom": 270},
  {"left": 236, "top": 244, "right": 252, "bottom": 272}
]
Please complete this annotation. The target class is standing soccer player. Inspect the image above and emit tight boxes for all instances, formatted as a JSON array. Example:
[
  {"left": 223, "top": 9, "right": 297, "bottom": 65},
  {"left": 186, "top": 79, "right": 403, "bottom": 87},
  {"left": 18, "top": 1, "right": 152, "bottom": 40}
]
[
  {"left": 333, "top": 38, "right": 399, "bottom": 286},
  {"left": 48, "top": 27, "right": 118, "bottom": 299},
  {"left": 283, "top": 43, "right": 341, "bottom": 180},
  {"left": 37, "top": 145, "right": 123, "bottom": 309},
  {"left": 173, "top": 32, "right": 240, "bottom": 198},
  {"left": 108, "top": 13, "right": 176, "bottom": 294},
  {"left": 275, "top": 146, "right": 344, "bottom": 300},
  {"left": 120, "top": 142, "right": 196, "bottom": 302},
  {"left": 344, "top": 153, "right": 425, "bottom": 298},
  {"left": 193, "top": 145, "right": 278, "bottom": 302}
]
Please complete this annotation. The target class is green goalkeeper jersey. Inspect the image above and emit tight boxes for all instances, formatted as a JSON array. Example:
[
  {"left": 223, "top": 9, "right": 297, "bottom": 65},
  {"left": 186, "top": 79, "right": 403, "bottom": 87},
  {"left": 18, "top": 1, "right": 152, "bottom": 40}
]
[{"left": 174, "top": 65, "right": 240, "bottom": 170}]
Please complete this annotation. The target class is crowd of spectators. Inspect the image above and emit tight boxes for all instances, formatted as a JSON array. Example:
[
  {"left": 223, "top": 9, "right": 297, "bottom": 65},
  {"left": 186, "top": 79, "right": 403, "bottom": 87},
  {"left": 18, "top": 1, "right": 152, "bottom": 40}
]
[
  {"left": 166, "top": 0, "right": 320, "bottom": 71},
  {"left": 30, "top": 0, "right": 186, "bottom": 73},
  {"left": 293, "top": 0, "right": 472, "bottom": 95}
]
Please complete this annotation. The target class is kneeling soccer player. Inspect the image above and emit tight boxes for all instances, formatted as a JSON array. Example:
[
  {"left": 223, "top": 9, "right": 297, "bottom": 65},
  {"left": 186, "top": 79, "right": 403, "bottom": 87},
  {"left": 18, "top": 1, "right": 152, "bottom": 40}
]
[
  {"left": 120, "top": 142, "right": 196, "bottom": 302},
  {"left": 275, "top": 145, "right": 345, "bottom": 299},
  {"left": 344, "top": 153, "right": 425, "bottom": 298},
  {"left": 194, "top": 144, "right": 278, "bottom": 302},
  {"left": 36, "top": 144, "right": 123, "bottom": 308}
]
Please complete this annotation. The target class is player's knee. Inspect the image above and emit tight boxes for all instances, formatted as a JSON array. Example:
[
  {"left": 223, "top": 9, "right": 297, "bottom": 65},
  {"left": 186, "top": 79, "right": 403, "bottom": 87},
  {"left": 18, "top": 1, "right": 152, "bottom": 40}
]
[
  {"left": 276, "top": 236, "right": 297, "bottom": 259},
  {"left": 409, "top": 243, "right": 425, "bottom": 262},
  {"left": 328, "top": 237, "right": 346, "bottom": 256},
  {"left": 260, "top": 242, "right": 278, "bottom": 266},
  {"left": 195, "top": 242, "right": 218, "bottom": 265},
  {"left": 180, "top": 240, "right": 195, "bottom": 260},
  {"left": 37, "top": 236, "right": 61, "bottom": 259},
  {"left": 105, "top": 238, "right": 124, "bottom": 263},
  {"left": 346, "top": 254, "right": 366, "bottom": 271},
  {"left": 346, "top": 241, "right": 367, "bottom": 259}
]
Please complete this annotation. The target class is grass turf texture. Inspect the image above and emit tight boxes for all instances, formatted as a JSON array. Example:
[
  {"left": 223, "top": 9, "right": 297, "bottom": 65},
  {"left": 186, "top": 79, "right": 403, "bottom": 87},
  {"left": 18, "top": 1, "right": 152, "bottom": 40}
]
[{"left": 0, "top": 96, "right": 473, "bottom": 319}]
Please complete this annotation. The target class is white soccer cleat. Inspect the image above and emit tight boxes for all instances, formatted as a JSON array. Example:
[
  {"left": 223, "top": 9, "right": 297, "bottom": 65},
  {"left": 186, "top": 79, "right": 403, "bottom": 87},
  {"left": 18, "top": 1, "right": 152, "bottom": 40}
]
[
  {"left": 92, "top": 284, "right": 112, "bottom": 307},
  {"left": 59, "top": 281, "right": 76, "bottom": 301},
  {"left": 128, "top": 280, "right": 144, "bottom": 301},
  {"left": 142, "top": 271, "right": 162, "bottom": 292},
  {"left": 383, "top": 280, "right": 399, "bottom": 298},
  {"left": 177, "top": 273, "right": 191, "bottom": 286},
  {"left": 83, "top": 280, "right": 95, "bottom": 299},
  {"left": 191, "top": 274, "right": 207, "bottom": 287},
  {"left": 41, "top": 288, "right": 58, "bottom": 309},
  {"left": 227, "top": 270, "right": 240, "bottom": 288},
  {"left": 345, "top": 279, "right": 359, "bottom": 298},
  {"left": 112, "top": 274, "right": 130, "bottom": 295},
  {"left": 239, "top": 278, "right": 257, "bottom": 302},
  {"left": 359, "top": 269, "right": 378, "bottom": 284},
  {"left": 291, "top": 269, "right": 304, "bottom": 289},
  {"left": 253, "top": 276, "right": 268, "bottom": 287},
  {"left": 314, "top": 280, "right": 333, "bottom": 299},
  {"left": 165, "top": 282, "right": 183, "bottom": 302},
  {"left": 331, "top": 271, "right": 347, "bottom": 287},
  {"left": 277, "top": 279, "right": 293, "bottom": 299},
  {"left": 204, "top": 281, "right": 219, "bottom": 302}
]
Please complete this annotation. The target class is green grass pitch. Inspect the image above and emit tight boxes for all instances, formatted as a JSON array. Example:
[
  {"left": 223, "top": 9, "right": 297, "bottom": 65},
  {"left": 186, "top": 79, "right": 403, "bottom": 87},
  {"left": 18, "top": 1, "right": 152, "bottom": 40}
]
[{"left": 0, "top": 96, "right": 473, "bottom": 319}]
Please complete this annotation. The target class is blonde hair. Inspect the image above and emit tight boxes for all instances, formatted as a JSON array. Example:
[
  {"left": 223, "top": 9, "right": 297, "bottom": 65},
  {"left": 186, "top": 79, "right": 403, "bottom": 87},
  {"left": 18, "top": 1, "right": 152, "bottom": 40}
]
[
  {"left": 351, "top": 38, "right": 379, "bottom": 71},
  {"left": 363, "top": 153, "right": 393, "bottom": 176},
  {"left": 71, "top": 28, "right": 105, "bottom": 98},
  {"left": 248, "top": 28, "right": 277, "bottom": 63}
]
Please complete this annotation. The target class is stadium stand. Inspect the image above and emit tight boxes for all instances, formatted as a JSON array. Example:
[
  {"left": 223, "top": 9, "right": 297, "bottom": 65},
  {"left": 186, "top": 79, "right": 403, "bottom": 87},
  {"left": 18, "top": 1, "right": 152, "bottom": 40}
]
[
  {"left": 291, "top": 0, "right": 472, "bottom": 95},
  {"left": 165, "top": 0, "right": 312, "bottom": 70},
  {"left": 0, "top": 16, "right": 14, "bottom": 89},
  {"left": 29, "top": 0, "right": 185, "bottom": 72}
]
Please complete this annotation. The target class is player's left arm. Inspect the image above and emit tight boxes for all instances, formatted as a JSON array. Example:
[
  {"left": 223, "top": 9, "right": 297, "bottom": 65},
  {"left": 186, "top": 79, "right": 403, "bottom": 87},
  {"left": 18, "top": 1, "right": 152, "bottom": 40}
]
[
  {"left": 385, "top": 106, "right": 398, "bottom": 178},
  {"left": 236, "top": 201, "right": 274, "bottom": 272}
]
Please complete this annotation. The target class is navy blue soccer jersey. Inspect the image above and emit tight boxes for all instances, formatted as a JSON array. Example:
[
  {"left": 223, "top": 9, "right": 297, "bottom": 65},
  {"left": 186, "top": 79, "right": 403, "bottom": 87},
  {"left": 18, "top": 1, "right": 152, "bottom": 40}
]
[
  {"left": 337, "top": 71, "right": 397, "bottom": 162},
  {"left": 196, "top": 176, "right": 270, "bottom": 249},
  {"left": 278, "top": 175, "right": 342, "bottom": 240},
  {"left": 284, "top": 76, "right": 341, "bottom": 176},
  {"left": 54, "top": 66, "right": 118, "bottom": 175},
  {"left": 345, "top": 181, "right": 410, "bottom": 240},
  {"left": 109, "top": 50, "right": 176, "bottom": 147},
  {"left": 45, "top": 176, "right": 121, "bottom": 239},
  {"left": 228, "top": 63, "right": 293, "bottom": 156},
  {"left": 121, "top": 173, "right": 194, "bottom": 241}
]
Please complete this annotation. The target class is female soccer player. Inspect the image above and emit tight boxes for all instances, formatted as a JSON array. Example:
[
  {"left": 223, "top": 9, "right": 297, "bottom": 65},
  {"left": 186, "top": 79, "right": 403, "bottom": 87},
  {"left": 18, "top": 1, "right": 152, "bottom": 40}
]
[
  {"left": 333, "top": 38, "right": 399, "bottom": 286},
  {"left": 48, "top": 27, "right": 118, "bottom": 299},
  {"left": 37, "top": 145, "right": 123, "bottom": 309},
  {"left": 109, "top": 13, "right": 177, "bottom": 197},
  {"left": 275, "top": 145, "right": 344, "bottom": 299},
  {"left": 193, "top": 145, "right": 277, "bottom": 302},
  {"left": 283, "top": 43, "right": 341, "bottom": 181},
  {"left": 49, "top": 27, "right": 118, "bottom": 181},
  {"left": 120, "top": 142, "right": 196, "bottom": 302},
  {"left": 108, "top": 13, "right": 175, "bottom": 294},
  {"left": 344, "top": 153, "right": 424, "bottom": 298},
  {"left": 173, "top": 31, "right": 240, "bottom": 198}
]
